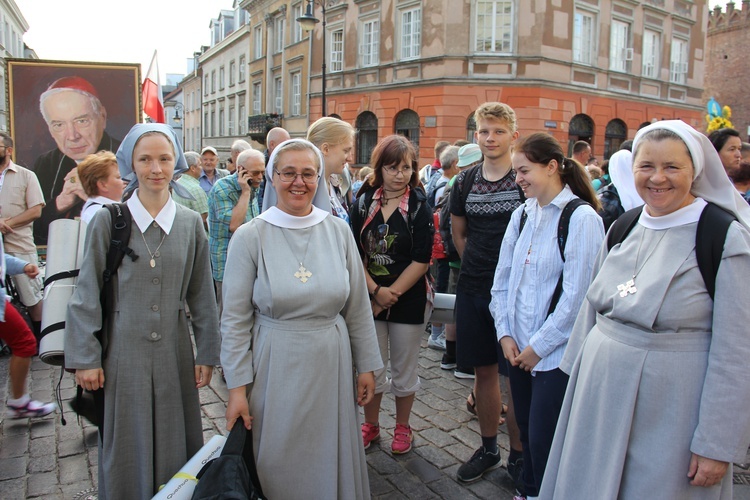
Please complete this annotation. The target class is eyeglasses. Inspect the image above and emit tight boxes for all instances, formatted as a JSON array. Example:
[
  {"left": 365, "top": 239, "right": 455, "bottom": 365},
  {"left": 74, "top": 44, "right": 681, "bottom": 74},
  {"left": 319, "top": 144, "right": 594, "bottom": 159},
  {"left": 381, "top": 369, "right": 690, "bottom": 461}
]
[
  {"left": 274, "top": 168, "right": 320, "bottom": 184},
  {"left": 383, "top": 164, "right": 413, "bottom": 176},
  {"left": 376, "top": 224, "right": 389, "bottom": 253}
]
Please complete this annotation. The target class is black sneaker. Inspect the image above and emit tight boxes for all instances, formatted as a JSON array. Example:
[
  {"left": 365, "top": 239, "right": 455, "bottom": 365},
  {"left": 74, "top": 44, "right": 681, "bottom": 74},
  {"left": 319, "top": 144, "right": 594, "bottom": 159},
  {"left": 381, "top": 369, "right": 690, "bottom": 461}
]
[
  {"left": 440, "top": 353, "right": 457, "bottom": 370},
  {"left": 507, "top": 456, "right": 525, "bottom": 496},
  {"left": 457, "top": 446, "right": 501, "bottom": 482}
]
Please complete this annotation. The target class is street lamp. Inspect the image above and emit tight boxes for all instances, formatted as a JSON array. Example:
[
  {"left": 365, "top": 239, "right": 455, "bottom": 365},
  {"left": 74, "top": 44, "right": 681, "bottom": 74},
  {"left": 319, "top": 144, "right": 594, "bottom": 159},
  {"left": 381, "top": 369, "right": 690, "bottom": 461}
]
[
  {"left": 172, "top": 102, "right": 184, "bottom": 124},
  {"left": 297, "top": 0, "right": 326, "bottom": 117}
]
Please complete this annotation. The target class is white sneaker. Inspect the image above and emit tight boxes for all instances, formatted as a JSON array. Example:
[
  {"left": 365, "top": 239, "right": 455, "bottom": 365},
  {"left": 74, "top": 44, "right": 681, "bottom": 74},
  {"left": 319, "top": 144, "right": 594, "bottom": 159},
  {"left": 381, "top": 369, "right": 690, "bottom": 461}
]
[
  {"left": 428, "top": 333, "right": 446, "bottom": 350},
  {"left": 7, "top": 400, "right": 57, "bottom": 419}
]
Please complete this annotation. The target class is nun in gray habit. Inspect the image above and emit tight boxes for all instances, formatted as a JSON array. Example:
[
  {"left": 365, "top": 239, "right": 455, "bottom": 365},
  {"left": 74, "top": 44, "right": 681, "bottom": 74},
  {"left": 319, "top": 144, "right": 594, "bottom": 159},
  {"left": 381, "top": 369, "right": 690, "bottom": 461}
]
[
  {"left": 65, "top": 124, "right": 220, "bottom": 499},
  {"left": 220, "top": 139, "right": 383, "bottom": 499},
  {"left": 540, "top": 120, "right": 750, "bottom": 499}
]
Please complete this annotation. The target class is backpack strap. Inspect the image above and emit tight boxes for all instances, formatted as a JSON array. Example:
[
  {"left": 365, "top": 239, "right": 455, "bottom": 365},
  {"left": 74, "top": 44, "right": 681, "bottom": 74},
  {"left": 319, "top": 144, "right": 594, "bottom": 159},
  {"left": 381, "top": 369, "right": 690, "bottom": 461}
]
[
  {"left": 459, "top": 163, "right": 482, "bottom": 209},
  {"left": 606, "top": 206, "right": 643, "bottom": 251},
  {"left": 100, "top": 204, "right": 138, "bottom": 341},
  {"left": 696, "top": 202, "right": 735, "bottom": 300}
]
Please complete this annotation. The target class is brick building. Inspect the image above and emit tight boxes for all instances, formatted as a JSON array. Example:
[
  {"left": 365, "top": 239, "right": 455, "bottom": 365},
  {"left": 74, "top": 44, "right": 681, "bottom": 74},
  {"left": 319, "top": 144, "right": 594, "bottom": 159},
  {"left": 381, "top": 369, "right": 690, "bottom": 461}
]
[{"left": 704, "top": 1, "right": 750, "bottom": 141}]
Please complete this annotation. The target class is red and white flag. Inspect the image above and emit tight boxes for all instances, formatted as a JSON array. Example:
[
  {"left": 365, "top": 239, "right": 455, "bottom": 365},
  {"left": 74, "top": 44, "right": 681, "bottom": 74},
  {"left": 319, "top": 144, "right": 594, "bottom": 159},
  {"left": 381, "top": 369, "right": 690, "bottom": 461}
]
[{"left": 142, "top": 50, "right": 165, "bottom": 123}]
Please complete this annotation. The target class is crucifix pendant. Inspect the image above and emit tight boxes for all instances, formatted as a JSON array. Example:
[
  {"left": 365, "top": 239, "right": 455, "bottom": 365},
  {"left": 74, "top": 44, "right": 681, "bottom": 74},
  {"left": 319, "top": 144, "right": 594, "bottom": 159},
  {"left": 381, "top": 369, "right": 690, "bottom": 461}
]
[
  {"left": 294, "top": 264, "right": 312, "bottom": 283},
  {"left": 150, "top": 258, "right": 156, "bottom": 268},
  {"left": 617, "top": 278, "right": 637, "bottom": 297}
]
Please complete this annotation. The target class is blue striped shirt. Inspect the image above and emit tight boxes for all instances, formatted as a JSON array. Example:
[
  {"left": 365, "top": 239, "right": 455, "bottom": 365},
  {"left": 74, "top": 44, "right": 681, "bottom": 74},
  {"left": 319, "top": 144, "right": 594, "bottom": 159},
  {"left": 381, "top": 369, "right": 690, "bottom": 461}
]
[{"left": 490, "top": 186, "right": 604, "bottom": 373}]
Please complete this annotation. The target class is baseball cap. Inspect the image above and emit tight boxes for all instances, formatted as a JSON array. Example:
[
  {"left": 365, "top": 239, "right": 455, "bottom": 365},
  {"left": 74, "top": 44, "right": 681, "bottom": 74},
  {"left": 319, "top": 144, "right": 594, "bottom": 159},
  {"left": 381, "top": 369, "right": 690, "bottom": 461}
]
[
  {"left": 457, "top": 144, "right": 482, "bottom": 167},
  {"left": 201, "top": 146, "right": 218, "bottom": 156}
]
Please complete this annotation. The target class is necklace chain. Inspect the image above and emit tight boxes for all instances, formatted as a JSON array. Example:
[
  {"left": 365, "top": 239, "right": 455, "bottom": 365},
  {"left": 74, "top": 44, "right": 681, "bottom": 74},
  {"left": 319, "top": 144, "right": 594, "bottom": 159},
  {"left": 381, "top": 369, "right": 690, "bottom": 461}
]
[
  {"left": 617, "top": 228, "right": 668, "bottom": 297},
  {"left": 279, "top": 227, "right": 314, "bottom": 283},
  {"left": 140, "top": 228, "right": 167, "bottom": 268},
  {"left": 382, "top": 189, "right": 407, "bottom": 203}
]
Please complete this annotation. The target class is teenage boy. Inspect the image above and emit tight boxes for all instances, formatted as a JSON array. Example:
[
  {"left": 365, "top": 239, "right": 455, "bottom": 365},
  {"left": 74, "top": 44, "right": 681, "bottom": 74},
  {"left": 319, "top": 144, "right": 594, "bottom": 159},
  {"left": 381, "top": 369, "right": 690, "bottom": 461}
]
[{"left": 450, "top": 102, "right": 524, "bottom": 483}]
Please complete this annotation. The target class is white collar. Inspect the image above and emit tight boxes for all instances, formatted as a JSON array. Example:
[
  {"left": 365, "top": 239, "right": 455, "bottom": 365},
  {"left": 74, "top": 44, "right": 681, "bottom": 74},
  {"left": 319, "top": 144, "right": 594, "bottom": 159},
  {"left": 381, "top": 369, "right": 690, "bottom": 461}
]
[
  {"left": 127, "top": 190, "right": 177, "bottom": 234},
  {"left": 257, "top": 205, "right": 328, "bottom": 228},
  {"left": 638, "top": 197, "right": 707, "bottom": 230},
  {"left": 84, "top": 195, "right": 120, "bottom": 208}
]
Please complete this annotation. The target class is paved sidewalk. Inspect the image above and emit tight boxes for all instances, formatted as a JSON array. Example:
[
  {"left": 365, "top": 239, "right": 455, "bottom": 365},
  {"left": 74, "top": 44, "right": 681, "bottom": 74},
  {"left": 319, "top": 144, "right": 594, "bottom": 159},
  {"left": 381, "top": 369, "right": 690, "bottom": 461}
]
[{"left": 1, "top": 332, "right": 748, "bottom": 499}]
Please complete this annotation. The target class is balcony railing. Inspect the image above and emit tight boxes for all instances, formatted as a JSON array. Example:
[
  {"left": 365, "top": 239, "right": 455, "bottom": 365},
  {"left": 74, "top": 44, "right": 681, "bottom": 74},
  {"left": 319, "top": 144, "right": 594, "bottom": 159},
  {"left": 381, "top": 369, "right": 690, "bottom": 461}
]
[{"left": 247, "top": 113, "right": 283, "bottom": 143}]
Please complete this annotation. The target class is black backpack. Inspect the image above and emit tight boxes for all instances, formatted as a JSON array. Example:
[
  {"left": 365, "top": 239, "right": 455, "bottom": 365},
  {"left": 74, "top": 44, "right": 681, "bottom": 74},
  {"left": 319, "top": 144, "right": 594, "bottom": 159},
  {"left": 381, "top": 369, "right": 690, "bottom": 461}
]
[
  {"left": 518, "top": 198, "right": 590, "bottom": 317},
  {"left": 437, "top": 184, "right": 459, "bottom": 261},
  {"left": 606, "top": 203, "right": 735, "bottom": 300},
  {"left": 192, "top": 422, "right": 266, "bottom": 500}
]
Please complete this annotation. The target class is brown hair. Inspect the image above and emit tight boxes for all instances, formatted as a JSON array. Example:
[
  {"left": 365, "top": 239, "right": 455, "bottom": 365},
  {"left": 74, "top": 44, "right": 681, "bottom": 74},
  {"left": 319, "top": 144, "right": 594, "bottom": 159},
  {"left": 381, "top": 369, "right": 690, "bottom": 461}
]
[
  {"left": 77, "top": 151, "right": 118, "bottom": 197},
  {"left": 360, "top": 135, "right": 419, "bottom": 194},
  {"left": 513, "top": 133, "right": 601, "bottom": 211}
]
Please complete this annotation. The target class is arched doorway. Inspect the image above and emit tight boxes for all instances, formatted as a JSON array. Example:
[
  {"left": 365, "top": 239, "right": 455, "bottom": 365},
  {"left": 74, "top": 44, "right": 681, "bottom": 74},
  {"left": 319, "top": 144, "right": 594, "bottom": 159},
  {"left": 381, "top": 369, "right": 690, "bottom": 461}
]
[
  {"left": 466, "top": 113, "right": 476, "bottom": 142},
  {"left": 394, "top": 109, "right": 420, "bottom": 149},
  {"left": 567, "top": 114, "right": 594, "bottom": 156},
  {"left": 356, "top": 111, "right": 378, "bottom": 166},
  {"left": 604, "top": 119, "right": 627, "bottom": 159}
]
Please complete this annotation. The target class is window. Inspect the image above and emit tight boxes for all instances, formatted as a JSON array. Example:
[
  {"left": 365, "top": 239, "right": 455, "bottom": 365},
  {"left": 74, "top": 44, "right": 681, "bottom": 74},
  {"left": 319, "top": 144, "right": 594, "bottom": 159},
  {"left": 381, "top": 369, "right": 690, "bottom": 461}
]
[
  {"left": 573, "top": 10, "right": 596, "bottom": 65},
  {"left": 253, "top": 82, "right": 262, "bottom": 114},
  {"left": 475, "top": 1, "right": 512, "bottom": 53},
  {"left": 609, "top": 19, "right": 632, "bottom": 72},
  {"left": 239, "top": 101, "right": 246, "bottom": 134},
  {"left": 604, "top": 119, "right": 627, "bottom": 159},
  {"left": 228, "top": 105, "right": 235, "bottom": 135},
  {"left": 239, "top": 55, "right": 246, "bottom": 82},
  {"left": 210, "top": 109, "right": 216, "bottom": 136},
  {"left": 219, "top": 106, "right": 225, "bottom": 136},
  {"left": 670, "top": 37, "right": 689, "bottom": 84},
  {"left": 211, "top": 70, "right": 216, "bottom": 93},
  {"left": 292, "top": 4, "right": 303, "bottom": 43},
  {"left": 356, "top": 111, "right": 378, "bottom": 165},
  {"left": 229, "top": 60, "right": 236, "bottom": 86},
  {"left": 642, "top": 29, "right": 660, "bottom": 79},
  {"left": 291, "top": 72, "right": 301, "bottom": 116},
  {"left": 275, "top": 15, "right": 285, "bottom": 53},
  {"left": 330, "top": 29, "right": 344, "bottom": 72},
  {"left": 204, "top": 111, "right": 209, "bottom": 136},
  {"left": 254, "top": 25, "right": 263, "bottom": 59},
  {"left": 361, "top": 19, "right": 379, "bottom": 67},
  {"left": 401, "top": 7, "right": 421, "bottom": 60},
  {"left": 219, "top": 66, "right": 225, "bottom": 90},
  {"left": 395, "top": 109, "right": 420, "bottom": 149},
  {"left": 274, "top": 77, "right": 283, "bottom": 114},
  {"left": 204, "top": 75, "right": 209, "bottom": 96}
]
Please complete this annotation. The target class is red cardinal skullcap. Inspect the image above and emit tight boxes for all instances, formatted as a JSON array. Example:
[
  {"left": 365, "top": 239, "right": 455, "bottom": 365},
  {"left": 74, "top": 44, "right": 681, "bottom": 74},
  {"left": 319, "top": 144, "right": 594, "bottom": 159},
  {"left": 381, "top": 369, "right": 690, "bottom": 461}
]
[{"left": 46, "top": 76, "right": 99, "bottom": 99}]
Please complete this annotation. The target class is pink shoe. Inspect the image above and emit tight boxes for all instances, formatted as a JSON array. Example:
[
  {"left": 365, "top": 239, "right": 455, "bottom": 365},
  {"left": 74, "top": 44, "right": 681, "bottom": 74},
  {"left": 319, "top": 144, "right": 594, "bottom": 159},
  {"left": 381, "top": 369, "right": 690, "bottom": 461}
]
[
  {"left": 391, "top": 423, "right": 413, "bottom": 454},
  {"left": 362, "top": 422, "right": 380, "bottom": 449}
]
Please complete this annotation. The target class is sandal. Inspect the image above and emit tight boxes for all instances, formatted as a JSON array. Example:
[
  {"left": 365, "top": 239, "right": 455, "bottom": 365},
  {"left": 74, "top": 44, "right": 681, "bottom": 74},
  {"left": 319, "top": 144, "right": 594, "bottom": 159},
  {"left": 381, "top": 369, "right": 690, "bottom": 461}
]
[{"left": 466, "top": 391, "right": 508, "bottom": 424}]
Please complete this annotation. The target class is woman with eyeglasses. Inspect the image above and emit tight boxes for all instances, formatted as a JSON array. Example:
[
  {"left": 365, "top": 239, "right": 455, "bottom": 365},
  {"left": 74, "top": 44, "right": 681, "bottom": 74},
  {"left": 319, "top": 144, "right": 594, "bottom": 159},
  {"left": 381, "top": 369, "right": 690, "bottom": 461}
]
[
  {"left": 307, "top": 117, "right": 355, "bottom": 221},
  {"left": 221, "top": 139, "right": 382, "bottom": 499},
  {"left": 350, "top": 134, "right": 434, "bottom": 455}
]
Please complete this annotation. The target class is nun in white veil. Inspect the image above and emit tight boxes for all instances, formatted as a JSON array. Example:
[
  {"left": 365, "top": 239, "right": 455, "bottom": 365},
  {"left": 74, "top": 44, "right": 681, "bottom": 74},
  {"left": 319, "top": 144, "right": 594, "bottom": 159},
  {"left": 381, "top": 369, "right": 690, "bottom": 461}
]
[
  {"left": 220, "top": 139, "right": 383, "bottom": 499},
  {"left": 540, "top": 120, "right": 750, "bottom": 499}
]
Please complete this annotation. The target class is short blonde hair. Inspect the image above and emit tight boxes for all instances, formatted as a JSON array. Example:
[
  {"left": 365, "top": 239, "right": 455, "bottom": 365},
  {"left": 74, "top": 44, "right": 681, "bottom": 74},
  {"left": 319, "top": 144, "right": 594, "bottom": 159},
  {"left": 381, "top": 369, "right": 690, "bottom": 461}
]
[
  {"left": 306, "top": 117, "right": 355, "bottom": 148},
  {"left": 474, "top": 102, "right": 517, "bottom": 133},
  {"left": 77, "top": 151, "right": 118, "bottom": 197}
]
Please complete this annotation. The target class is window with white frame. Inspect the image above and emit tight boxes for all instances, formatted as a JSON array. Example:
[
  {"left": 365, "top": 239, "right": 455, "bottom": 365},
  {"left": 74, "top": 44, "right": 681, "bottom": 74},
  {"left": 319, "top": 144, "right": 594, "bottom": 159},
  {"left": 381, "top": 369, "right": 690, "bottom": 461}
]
[
  {"left": 228, "top": 105, "right": 235, "bottom": 135},
  {"left": 204, "top": 75, "right": 209, "bottom": 96},
  {"left": 211, "top": 70, "right": 217, "bottom": 93},
  {"left": 230, "top": 61, "right": 236, "bottom": 86},
  {"left": 238, "top": 101, "right": 246, "bottom": 134},
  {"left": 219, "top": 105, "right": 225, "bottom": 135},
  {"left": 475, "top": 1, "right": 513, "bottom": 53},
  {"left": 609, "top": 19, "right": 632, "bottom": 72},
  {"left": 400, "top": 7, "right": 421, "bottom": 60},
  {"left": 239, "top": 55, "right": 246, "bottom": 82},
  {"left": 204, "top": 111, "right": 209, "bottom": 135},
  {"left": 330, "top": 29, "right": 344, "bottom": 72},
  {"left": 670, "top": 36, "right": 689, "bottom": 84},
  {"left": 219, "top": 66, "right": 225, "bottom": 90},
  {"left": 274, "top": 77, "right": 283, "bottom": 114},
  {"left": 254, "top": 25, "right": 263, "bottom": 59},
  {"left": 253, "top": 82, "right": 262, "bottom": 114},
  {"left": 291, "top": 72, "right": 301, "bottom": 116},
  {"left": 210, "top": 109, "right": 216, "bottom": 136},
  {"left": 642, "top": 29, "right": 660, "bottom": 79},
  {"left": 292, "top": 4, "right": 303, "bottom": 43},
  {"left": 573, "top": 10, "right": 596, "bottom": 65},
  {"left": 275, "top": 15, "right": 285, "bottom": 53},
  {"left": 361, "top": 19, "right": 379, "bottom": 67}
]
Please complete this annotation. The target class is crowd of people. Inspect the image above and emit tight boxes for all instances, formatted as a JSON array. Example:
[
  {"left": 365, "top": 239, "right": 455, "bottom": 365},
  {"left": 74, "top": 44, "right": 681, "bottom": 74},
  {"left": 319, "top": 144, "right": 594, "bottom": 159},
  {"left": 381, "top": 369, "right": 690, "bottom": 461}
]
[{"left": 1, "top": 96, "right": 750, "bottom": 499}]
